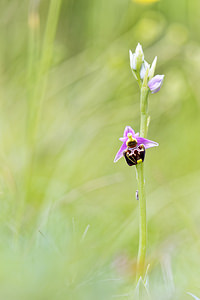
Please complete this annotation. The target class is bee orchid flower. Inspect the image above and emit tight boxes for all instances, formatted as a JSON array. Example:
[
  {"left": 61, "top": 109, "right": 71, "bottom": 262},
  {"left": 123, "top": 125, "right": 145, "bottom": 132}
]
[{"left": 114, "top": 126, "right": 158, "bottom": 165}]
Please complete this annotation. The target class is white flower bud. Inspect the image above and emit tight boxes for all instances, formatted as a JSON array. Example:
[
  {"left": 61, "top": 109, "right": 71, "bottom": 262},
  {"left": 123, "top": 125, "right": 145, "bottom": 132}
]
[
  {"left": 135, "top": 43, "right": 144, "bottom": 71},
  {"left": 140, "top": 60, "right": 150, "bottom": 80},
  {"left": 129, "top": 50, "right": 136, "bottom": 70},
  {"left": 148, "top": 56, "right": 157, "bottom": 80},
  {"left": 129, "top": 43, "right": 144, "bottom": 73},
  {"left": 135, "top": 43, "right": 144, "bottom": 61}
]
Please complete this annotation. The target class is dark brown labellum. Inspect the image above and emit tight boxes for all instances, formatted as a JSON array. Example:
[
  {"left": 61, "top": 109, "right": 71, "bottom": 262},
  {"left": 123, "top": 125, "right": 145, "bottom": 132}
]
[{"left": 123, "top": 144, "right": 145, "bottom": 166}]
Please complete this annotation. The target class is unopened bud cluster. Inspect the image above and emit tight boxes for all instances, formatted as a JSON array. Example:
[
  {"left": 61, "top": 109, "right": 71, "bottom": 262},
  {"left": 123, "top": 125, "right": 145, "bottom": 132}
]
[{"left": 129, "top": 43, "right": 164, "bottom": 93}]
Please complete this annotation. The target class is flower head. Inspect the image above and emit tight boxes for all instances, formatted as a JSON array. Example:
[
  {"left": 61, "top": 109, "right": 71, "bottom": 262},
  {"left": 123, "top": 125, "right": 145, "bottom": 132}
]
[
  {"left": 148, "top": 74, "right": 164, "bottom": 94},
  {"left": 114, "top": 126, "right": 158, "bottom": 164}
]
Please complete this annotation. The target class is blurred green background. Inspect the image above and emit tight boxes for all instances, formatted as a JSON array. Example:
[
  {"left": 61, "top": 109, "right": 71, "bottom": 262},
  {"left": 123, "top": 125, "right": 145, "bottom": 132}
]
[{"left": 0, "top": 0, "right": 200, "bottom": 299}]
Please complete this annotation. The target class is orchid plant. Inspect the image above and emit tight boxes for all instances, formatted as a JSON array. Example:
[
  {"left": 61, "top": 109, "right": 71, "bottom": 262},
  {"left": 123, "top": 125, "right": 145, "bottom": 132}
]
[{"left": 114, "top": 43, "right": 164, "bottom": 282}]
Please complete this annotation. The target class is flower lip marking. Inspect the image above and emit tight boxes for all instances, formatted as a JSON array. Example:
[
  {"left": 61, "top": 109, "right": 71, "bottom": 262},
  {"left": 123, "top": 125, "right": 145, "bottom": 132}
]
[{"left": 123, "top": 143, "right": 145, "bottom": 166}]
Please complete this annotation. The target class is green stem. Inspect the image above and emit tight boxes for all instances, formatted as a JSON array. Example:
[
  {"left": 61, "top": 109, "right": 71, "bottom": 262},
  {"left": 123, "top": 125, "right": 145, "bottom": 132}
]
[
  {"left": 136, "top": 163, "right": 146, "bottom": 281},
  {"left": 139, "top": 87, "right": 149, "bottom": 138},
  {"left": 136, "top": 87, "right": 149, "bottom": 281}
]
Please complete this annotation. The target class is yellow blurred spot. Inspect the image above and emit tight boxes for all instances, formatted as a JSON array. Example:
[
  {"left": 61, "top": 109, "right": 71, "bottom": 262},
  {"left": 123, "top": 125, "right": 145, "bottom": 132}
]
[
  {"left": 133, "top": 0, "right": 159, "bottom": 3},
  {"left": 28, "top": 12, "right": 40, "bottom": 30}
]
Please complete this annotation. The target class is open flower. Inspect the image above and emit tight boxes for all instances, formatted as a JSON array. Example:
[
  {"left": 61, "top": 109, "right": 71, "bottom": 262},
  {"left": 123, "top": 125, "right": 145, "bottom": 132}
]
[
  {"left": 114, "top": 126, "right": 158, "bottom": 164},
  {"left": 148, "top": 74, "right": 164, "bottom": 94}
]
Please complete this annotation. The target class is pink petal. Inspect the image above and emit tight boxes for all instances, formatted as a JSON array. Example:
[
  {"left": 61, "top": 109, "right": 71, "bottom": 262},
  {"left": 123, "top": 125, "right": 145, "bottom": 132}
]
[
  {"left": 123, "top": 126, "right": 135, "bottom": 138},
  {"left": 148, "top": 75, "right": 164, "bottom": 94},
  {"left": 136, "top": 137, "right": 158, "bottom": 149},
  {"left": 119, "top": 137, "right": 127, "bottom": 142},
  {"left": 114, "top": 142, "right": 127, "bottom": 163}
]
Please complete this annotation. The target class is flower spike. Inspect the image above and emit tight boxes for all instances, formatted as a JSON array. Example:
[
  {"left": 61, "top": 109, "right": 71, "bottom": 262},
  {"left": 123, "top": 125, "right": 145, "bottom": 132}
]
[{"left": 129, "top": 43, "right": 164, "bottom": 93}]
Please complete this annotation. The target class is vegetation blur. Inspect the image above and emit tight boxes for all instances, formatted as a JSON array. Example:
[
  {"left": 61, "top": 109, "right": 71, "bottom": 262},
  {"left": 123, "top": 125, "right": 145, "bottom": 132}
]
[{"left": 0, "top": 0, "right": 200, "bottom": 299}]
